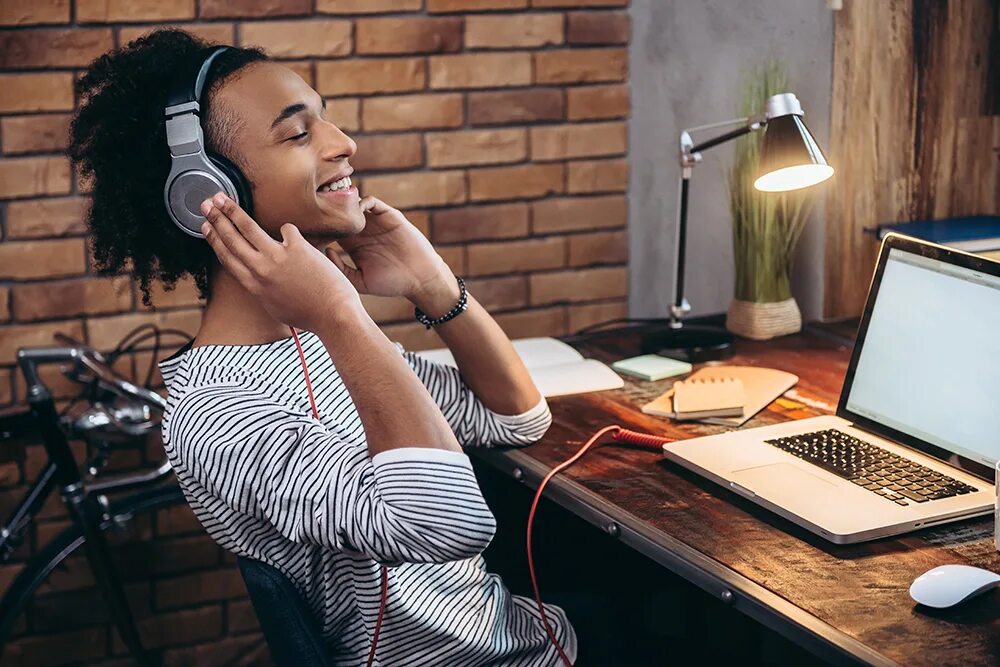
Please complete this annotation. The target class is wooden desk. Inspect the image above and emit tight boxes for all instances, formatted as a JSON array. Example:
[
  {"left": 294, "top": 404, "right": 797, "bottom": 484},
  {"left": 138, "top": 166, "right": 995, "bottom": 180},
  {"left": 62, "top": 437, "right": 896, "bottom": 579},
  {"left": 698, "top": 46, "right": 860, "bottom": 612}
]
[{"left": 470, "top": 326, "right": 999, "bottom": 667}]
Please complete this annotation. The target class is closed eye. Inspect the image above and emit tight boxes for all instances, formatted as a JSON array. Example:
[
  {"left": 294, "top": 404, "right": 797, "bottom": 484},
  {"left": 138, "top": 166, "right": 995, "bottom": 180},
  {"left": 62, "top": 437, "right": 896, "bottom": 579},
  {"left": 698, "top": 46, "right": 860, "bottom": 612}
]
[{"left": 287, "top": 132, "right": 308, "bottom": 142}]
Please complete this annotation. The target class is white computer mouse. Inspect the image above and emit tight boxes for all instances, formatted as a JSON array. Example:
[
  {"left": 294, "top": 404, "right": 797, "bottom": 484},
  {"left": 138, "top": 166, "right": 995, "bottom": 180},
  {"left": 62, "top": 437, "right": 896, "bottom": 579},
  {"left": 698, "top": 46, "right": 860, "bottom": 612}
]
[{"left": 909, "top": 564, "right": 1000, "bottom": 608}]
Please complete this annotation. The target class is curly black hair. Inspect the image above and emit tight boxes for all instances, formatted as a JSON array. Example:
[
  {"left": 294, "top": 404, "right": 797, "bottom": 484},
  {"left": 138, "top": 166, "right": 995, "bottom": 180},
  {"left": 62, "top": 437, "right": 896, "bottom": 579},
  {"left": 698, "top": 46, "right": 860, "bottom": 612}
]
[{"left": 68, "top": 28, "right": 269, "bottom": 307}]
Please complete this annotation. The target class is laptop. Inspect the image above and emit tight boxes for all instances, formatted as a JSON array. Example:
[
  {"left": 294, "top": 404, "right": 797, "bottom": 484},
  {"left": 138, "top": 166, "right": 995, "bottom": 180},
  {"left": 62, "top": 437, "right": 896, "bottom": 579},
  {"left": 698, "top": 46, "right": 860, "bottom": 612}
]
[{"left": 662, "top": 233, "right": 1000, "bottom": 544}]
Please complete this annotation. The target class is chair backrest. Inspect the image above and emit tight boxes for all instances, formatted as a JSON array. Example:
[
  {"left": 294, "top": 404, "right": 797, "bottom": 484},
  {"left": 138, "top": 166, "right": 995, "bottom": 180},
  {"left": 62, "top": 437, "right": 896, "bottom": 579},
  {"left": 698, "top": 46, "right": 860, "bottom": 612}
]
[{"left": 236, "top": 556, "right": 334, "bottom": 667}]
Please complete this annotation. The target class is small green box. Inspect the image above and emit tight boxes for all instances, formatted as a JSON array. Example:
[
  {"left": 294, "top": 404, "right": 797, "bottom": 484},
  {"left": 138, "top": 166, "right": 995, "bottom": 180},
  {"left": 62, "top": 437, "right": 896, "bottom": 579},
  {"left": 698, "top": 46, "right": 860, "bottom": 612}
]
[{"left": 611, "top": 354, "right": 692, "bottom": 381}]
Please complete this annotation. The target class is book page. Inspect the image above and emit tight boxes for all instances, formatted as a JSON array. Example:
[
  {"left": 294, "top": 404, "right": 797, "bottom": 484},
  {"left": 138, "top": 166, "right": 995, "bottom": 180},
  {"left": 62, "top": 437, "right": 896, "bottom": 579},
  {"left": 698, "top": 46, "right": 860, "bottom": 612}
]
[
  {"left": 530, "top": 359, "right": 624, "bottom": 397},
  {"left": 415, "top": 337, "right": 584, "bottom": 370}
]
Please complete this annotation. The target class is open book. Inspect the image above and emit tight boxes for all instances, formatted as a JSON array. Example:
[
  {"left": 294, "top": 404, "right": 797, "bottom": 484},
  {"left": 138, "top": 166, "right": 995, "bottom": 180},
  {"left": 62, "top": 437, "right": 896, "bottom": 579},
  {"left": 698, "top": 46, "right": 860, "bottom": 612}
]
[{"left": 414, "top": 337, "right": 624, "bottom": 398}]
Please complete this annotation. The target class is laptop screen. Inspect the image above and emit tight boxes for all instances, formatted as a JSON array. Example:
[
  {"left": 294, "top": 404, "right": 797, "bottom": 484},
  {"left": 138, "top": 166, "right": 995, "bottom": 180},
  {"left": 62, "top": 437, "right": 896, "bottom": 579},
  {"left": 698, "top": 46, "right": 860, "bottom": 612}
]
[{"left": 842, "top": 245, "right": 1000, "bottom": 470}]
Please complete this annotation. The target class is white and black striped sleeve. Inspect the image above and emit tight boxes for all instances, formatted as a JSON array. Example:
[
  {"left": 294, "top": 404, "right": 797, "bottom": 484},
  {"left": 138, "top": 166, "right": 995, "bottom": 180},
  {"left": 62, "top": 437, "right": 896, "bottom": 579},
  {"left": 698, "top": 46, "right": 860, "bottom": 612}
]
[
  {"left": 398, "top": 346, "right": 553, "bottom": 449},
  {"left": 168, "top": 379, "right": 497, "bottom": 565}
]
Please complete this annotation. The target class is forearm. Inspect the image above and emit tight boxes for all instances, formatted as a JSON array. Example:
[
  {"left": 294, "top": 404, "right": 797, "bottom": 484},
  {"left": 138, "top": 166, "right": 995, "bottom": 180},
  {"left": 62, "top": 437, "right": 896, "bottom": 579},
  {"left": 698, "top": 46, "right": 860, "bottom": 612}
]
[
  {"left": 412, "top": 281, "right": 542, "bottom": 415},
  {"left": 313, "top": 305, "right": 461, "bottom": 457}
]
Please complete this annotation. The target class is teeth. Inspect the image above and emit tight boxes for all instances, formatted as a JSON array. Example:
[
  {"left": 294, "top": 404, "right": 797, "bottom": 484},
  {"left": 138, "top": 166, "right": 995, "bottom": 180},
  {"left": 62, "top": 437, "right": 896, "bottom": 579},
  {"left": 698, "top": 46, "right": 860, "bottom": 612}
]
[{"left": 319, "top": 176, "right": 351, "bottom": 193}]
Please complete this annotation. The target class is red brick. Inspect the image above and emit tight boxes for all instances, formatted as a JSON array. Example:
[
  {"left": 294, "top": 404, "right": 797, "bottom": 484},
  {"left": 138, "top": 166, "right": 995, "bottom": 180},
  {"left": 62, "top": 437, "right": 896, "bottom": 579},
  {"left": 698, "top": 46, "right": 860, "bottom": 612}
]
[
  {"left": 86, "top": 310, "right": 202, "bottom": 350},
  {"left": 200, "top": 0, "right": 310, "bottom": 19},
  {"left": 1, "top": 113, "right": 71, "bottom": 155},
  {"left": 493, "top": 306, "right": 566, "bottom": 338},
  {"left": 111, "top": 606, "right": 223, "bottom": 653},
  {"left": 530, "top": 266, "right": 627, "bottom": 305},
  {"left": 0, "top": 28, "right": 112, "bottom": 68},
  {"left": 155, "top": 568, "right": 247, "bottom": 609},
  {"left": 404, "top": 210, "right": 431, "bottom": 237},
  {"left": 466, "top": 275, "right": 528, "bottom": 311},
  {"left": 567, "top": 158, "right": 628, "bottom": 194},
  {"left": 361, "top": 170, "right": 466, "bottom": 208},
  {"left": 0, "top": 73, "right": 74, "bottom": 112},
  {"left": 437, "top": 245, "right": 466, "bottom": 275},
  {"left": 532, "top": 195, "right": 626, "bottom": 233},
  {"left": 0, "top": 238, "right": 85, "bottom": 280},
  {"left": 426, "top": 128, "right": 526, "bottom": 167},
  {"left": 317, "top": 0, "right": 421, "bottom": 13},
  {"left": 428, "top": 0, "right": 526, "bottom": 11},
  {"left": 567, "top": 83, "right": 629, "bottom": 120},
  {"left": 567, "top": 11, "right": 630, "bottom": 44},
  {"left": 353, "top": 134, "right": 423, "bottom": 172},
  {"left": 0, "top": 0, "right": 70, "bottom": 25},
  {"left": 12, "top": 277, "right": 133, "bottom": 322},
  {"left": 326, "top": 98, "right": 360, "bottom": 132},
  {"left": 432, "top": 202, "right": 529, "bottom": 243},
  {"left": 568, "top": 230, "right": 628, "bottom": 266},
  {"left": 530, "top": 121, "right": 627, "bottom": 161},
  {"left": 467, "top": 237, "right": 566, "bottom": 276},
  {"left": 0, "top": 156, "right": 71, "bottom": 198},
  {"left": 532, "top": 0, "right": 626, "bottom": 5},
  {"left": 465, "top": 13, "right": 563, "bottom": 48},
  {"left": 77, "top": 0, "right": 194, "bottom": 22},
  {"left": 0, "top": 320, "right": 85, "bottom": 365},
  {"left": 568, "top": 300, "right": 628, "bottom": 332},
  {"left": 0, "top": 287, "right": 9, "bottom": 322},
  {"left": 535, "top": 47, "right": 628, "bottom": 84},
  {"left": 468, "top": 163, "right": 564, "bottom": 202},
  {"left": 362, "top": 93, "right": 463, "bottom": 131},
  {"left": 356, "top": 16, "right": 462, "bottom": 54},
  {"left": 119, "top": 23, "right": 234, "bottom": 46},
  {"left": 284, "top": 60, "right": 314, "bottom": 86},
  {"left": 317, "top": 58, "right": 425, "bottom": 96},
  {"left": 0, "top": 369, "right": 11, "bottom": 406},
  {"left": 468, "top": 88, "right": 564, "bottom": 126},
  {"left": 361, "top": 294, "right": 413, "bottom": 322},
  {"left": 240, "top": 19, "right": 352, "bottom": 58},
  {"left": 430, "top": 52, "right": 532, "bottom": 89},
  {"left": 380, "top": 321, "right": 444, "bottom": 351},
  {"left": 4, "top": 626, "right": 106, "bottom": 666},
  {"left": 6, "top": 196, "right": 89, "bottom": 238},
  {"left": 227, "top": 599, "right": 262, "bottom": 634}
]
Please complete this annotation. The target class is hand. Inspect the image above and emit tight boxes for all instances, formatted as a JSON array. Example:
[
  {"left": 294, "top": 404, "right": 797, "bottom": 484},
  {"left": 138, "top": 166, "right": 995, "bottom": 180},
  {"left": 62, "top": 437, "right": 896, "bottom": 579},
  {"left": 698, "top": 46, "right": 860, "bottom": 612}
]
[
  {"left": 200, "top": 193, "right": 363, "bottom": 332},
  {"left": 325, "top": 196, "right": 453, "bottom": 303}
]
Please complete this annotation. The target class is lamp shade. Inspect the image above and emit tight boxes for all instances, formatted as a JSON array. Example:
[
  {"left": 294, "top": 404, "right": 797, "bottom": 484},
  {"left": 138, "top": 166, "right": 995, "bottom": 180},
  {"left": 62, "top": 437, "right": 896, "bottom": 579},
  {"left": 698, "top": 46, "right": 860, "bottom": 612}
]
[{"left": 754, "top": 104, "right": 833, "bottom": 192}]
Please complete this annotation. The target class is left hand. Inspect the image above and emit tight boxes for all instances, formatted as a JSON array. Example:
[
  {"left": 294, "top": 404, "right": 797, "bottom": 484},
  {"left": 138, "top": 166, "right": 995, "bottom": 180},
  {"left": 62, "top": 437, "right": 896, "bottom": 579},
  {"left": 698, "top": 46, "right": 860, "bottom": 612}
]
[{"left": 325, "top": 196, "right": 453, "bottom": 303}]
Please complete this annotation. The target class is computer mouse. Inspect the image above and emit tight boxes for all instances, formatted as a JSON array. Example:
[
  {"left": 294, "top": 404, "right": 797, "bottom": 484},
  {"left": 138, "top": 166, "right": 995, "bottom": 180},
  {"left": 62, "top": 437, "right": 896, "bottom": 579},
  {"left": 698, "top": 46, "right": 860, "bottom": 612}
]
[{"left": 909, "top": 564, "right": 1000, "bottom": 608}]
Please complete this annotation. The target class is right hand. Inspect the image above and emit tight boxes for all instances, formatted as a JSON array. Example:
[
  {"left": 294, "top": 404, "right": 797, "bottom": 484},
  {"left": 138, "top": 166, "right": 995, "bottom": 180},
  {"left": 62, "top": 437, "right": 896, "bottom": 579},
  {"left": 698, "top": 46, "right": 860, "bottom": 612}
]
[{"left": 200, "top": 193, "right": 363, "bottom": 332}]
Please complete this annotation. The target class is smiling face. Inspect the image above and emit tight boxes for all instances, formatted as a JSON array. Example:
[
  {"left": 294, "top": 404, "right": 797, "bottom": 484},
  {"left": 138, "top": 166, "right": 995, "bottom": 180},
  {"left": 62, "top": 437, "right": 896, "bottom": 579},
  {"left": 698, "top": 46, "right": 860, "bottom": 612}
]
[{"left": 212, "top": 61, "right": 365, "bottom": 243}]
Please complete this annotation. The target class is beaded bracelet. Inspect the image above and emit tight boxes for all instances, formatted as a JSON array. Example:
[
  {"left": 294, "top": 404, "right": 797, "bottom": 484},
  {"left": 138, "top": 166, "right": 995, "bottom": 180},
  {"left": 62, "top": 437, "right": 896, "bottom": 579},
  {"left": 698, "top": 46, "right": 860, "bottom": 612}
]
[{"left": 414, "top": 276, "right": 468, "bottom": 329}]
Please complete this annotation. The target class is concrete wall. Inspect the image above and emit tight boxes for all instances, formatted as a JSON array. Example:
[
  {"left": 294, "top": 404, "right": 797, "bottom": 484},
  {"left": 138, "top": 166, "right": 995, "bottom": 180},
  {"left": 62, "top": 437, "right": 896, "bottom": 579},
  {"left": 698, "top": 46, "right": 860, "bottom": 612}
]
[{"left": 628, "top": 0, "right": 835, "bottom": 322}]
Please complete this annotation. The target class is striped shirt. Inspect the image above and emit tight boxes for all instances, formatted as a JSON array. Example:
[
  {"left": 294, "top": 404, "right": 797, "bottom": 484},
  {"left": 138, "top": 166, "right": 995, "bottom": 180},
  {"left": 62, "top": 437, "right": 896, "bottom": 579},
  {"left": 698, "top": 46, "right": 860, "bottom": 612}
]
[{"left": 158, "top": 329, "right": 576, "bottom": 666}]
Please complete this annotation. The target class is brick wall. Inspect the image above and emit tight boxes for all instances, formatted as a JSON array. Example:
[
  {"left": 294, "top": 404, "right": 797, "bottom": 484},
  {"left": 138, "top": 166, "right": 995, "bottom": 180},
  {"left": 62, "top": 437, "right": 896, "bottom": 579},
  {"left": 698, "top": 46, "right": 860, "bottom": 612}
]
[{"left": 0, "top": 1, "right": 630, "bottom": 664}]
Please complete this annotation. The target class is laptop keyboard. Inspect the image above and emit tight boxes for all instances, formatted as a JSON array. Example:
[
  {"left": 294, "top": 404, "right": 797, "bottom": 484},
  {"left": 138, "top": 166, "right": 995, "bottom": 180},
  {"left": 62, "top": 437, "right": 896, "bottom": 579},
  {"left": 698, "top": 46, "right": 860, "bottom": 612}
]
[{"left": 764, "top": 429, "right": 979, "bottom": 507}]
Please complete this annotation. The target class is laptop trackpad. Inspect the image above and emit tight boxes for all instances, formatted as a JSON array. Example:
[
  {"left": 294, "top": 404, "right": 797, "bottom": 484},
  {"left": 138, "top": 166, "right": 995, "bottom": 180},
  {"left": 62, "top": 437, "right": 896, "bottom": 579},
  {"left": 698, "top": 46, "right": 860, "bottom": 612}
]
[{"left": 731, "top": 463, "right": 841, "bottom": 514}]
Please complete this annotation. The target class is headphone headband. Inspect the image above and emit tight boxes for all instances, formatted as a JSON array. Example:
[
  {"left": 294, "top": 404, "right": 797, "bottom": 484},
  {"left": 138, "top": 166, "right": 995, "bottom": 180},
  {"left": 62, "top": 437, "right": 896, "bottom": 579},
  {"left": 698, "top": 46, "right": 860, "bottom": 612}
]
[{"left": 165, "top": 45, "right": 231, "bottom": 115}]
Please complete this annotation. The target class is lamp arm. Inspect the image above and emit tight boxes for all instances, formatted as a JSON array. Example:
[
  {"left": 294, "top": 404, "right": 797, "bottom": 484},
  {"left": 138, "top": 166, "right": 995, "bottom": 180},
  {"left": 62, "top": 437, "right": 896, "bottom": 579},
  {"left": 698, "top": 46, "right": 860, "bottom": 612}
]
[{"left": 669, "top": 115, "right": 765, "bottom": 327}]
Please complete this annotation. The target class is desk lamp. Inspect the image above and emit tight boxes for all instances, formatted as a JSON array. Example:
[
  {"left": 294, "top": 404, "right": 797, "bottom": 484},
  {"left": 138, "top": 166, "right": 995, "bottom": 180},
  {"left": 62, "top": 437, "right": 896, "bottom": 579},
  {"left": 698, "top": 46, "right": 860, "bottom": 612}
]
[{"left": 642, "top": 92, "right": 833, "bottom": 362}]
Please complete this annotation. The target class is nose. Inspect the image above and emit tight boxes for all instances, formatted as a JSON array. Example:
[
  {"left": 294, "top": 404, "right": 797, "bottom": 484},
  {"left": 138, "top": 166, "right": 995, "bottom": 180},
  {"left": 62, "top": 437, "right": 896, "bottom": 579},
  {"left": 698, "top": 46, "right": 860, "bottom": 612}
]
[{"left": 319, "top": 120, "right": 356, "bottom": 161}]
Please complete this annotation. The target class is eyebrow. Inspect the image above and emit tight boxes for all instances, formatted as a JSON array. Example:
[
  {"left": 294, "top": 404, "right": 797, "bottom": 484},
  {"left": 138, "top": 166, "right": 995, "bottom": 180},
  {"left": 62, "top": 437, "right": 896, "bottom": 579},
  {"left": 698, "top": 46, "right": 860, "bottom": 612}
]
[{"left": 270, "top": 97, "right": 327, "bottom": 131}]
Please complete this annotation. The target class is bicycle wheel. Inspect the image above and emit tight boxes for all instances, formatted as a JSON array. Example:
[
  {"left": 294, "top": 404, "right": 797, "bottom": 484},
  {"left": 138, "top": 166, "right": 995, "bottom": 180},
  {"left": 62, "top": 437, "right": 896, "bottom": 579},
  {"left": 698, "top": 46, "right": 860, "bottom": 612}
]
[{"left": 0, "top": 483, "right": 187, "bottom": 655}]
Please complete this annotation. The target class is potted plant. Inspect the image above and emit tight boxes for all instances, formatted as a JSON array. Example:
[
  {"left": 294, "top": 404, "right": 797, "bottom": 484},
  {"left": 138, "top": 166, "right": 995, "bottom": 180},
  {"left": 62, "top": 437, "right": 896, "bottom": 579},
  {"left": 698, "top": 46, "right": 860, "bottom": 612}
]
[{"left": 726, "top": 61, "right": 815, "bottom": 340}]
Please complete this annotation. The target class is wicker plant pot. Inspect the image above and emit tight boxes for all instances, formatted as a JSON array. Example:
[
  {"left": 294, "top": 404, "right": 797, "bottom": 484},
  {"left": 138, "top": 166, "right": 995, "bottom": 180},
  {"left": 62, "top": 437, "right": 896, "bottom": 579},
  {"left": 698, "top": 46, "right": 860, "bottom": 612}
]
[{"left": 726, "top": 297, "right": 802, "bottom": 340}]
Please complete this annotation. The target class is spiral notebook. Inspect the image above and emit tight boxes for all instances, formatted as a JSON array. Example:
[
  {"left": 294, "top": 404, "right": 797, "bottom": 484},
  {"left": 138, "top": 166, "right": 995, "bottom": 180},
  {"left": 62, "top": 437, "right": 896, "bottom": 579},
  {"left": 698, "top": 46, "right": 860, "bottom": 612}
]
[
  {"left": 643, "top": 377, "right": 745, "bottom": 420},
  {"left": 641, "top": 365, "right": 798, "bottom": 425}
]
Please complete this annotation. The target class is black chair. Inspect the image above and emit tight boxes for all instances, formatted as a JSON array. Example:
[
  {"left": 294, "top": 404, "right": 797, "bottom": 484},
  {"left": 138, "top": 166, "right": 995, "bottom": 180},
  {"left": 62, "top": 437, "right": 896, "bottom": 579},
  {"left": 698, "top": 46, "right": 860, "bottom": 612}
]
[{"left": 236, "top": 556, "right": 334, "bottom": 667}]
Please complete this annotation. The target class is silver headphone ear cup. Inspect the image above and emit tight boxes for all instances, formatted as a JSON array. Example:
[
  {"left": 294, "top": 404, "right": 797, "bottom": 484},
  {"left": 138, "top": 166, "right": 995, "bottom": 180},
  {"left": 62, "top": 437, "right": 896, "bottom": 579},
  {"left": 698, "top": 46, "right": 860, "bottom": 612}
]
[{"left": 164, "top": 165, "right": 238, "bottom": 238}]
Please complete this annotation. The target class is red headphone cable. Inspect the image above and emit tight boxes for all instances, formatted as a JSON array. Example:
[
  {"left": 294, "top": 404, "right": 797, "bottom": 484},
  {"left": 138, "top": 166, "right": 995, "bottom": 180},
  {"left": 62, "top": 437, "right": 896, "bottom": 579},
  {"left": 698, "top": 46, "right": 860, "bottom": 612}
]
[
  {"left": 290, "top": 327, "right": 388, "bottom": 667},
  {"left": 526, "top": 426, "right": 676, "bottom": 667}
]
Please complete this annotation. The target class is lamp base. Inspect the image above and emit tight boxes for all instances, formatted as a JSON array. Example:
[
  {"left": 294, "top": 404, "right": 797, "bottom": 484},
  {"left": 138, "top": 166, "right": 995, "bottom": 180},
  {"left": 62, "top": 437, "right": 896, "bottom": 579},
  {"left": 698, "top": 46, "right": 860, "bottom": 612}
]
[{"left": 640, "top": 324, "right": 734, "bottom": 363}]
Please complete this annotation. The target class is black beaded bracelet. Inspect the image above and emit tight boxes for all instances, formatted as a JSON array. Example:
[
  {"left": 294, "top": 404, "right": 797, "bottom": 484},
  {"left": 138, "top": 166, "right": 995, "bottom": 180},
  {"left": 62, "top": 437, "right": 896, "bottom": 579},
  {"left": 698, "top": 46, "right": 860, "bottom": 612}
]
[{"left": 414, "top": 276, "right": 468, "bottom": 329}]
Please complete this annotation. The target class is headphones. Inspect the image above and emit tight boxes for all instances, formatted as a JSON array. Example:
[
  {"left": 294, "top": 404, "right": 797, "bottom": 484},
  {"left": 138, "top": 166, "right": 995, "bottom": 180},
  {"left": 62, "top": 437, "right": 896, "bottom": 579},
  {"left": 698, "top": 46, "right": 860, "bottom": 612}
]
[{"left": 163, "top": 45, "right": 254, "bottom": 238}]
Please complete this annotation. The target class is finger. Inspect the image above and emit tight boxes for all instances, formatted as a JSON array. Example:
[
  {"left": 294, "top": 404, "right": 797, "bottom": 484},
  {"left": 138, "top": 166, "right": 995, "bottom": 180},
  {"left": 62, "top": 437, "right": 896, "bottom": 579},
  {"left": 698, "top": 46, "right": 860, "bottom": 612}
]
[
  {"left": 360, "top": 195, "right": 393, "bottom": 216},
  {"left": 212, "top": 193, "right": 279, "bottom": 255},
  {"left": 201, "top": 194, "right": 262, "bottom": 268},
  {"left": 324, "top": 246, "right": 365, "bottom": 291},
  {"left": 201, "top": 220, "right": 257, "bottom": 287}
]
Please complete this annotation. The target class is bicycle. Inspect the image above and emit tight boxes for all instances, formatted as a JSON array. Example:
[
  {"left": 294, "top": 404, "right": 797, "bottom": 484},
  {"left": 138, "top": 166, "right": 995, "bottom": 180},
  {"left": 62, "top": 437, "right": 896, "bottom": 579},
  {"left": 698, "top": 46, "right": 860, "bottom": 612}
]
[{"left": 0, "top": 325, "right": 193, "bottom": 666}]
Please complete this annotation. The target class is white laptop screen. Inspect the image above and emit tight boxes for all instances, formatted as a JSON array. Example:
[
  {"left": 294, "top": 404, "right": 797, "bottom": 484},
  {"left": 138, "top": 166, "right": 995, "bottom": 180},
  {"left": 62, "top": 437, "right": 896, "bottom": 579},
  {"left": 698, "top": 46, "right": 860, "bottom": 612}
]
[{"left": 843, "top": 248, "right": 1000, "bottom": 468}]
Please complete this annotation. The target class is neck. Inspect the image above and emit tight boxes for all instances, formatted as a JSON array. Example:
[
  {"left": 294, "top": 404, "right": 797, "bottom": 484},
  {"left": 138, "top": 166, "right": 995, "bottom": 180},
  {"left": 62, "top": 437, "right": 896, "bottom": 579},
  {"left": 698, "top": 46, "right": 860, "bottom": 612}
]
[{"left": 196, "top": 261, "right": 297, "bottom": 347}]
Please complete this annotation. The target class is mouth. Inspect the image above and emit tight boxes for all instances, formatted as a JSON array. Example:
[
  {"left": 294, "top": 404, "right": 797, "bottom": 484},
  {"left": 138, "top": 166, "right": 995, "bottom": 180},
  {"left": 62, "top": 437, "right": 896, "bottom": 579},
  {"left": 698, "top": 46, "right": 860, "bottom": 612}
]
[{"left": 317, "top": 173, "right": 353, "bottom": 193}]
